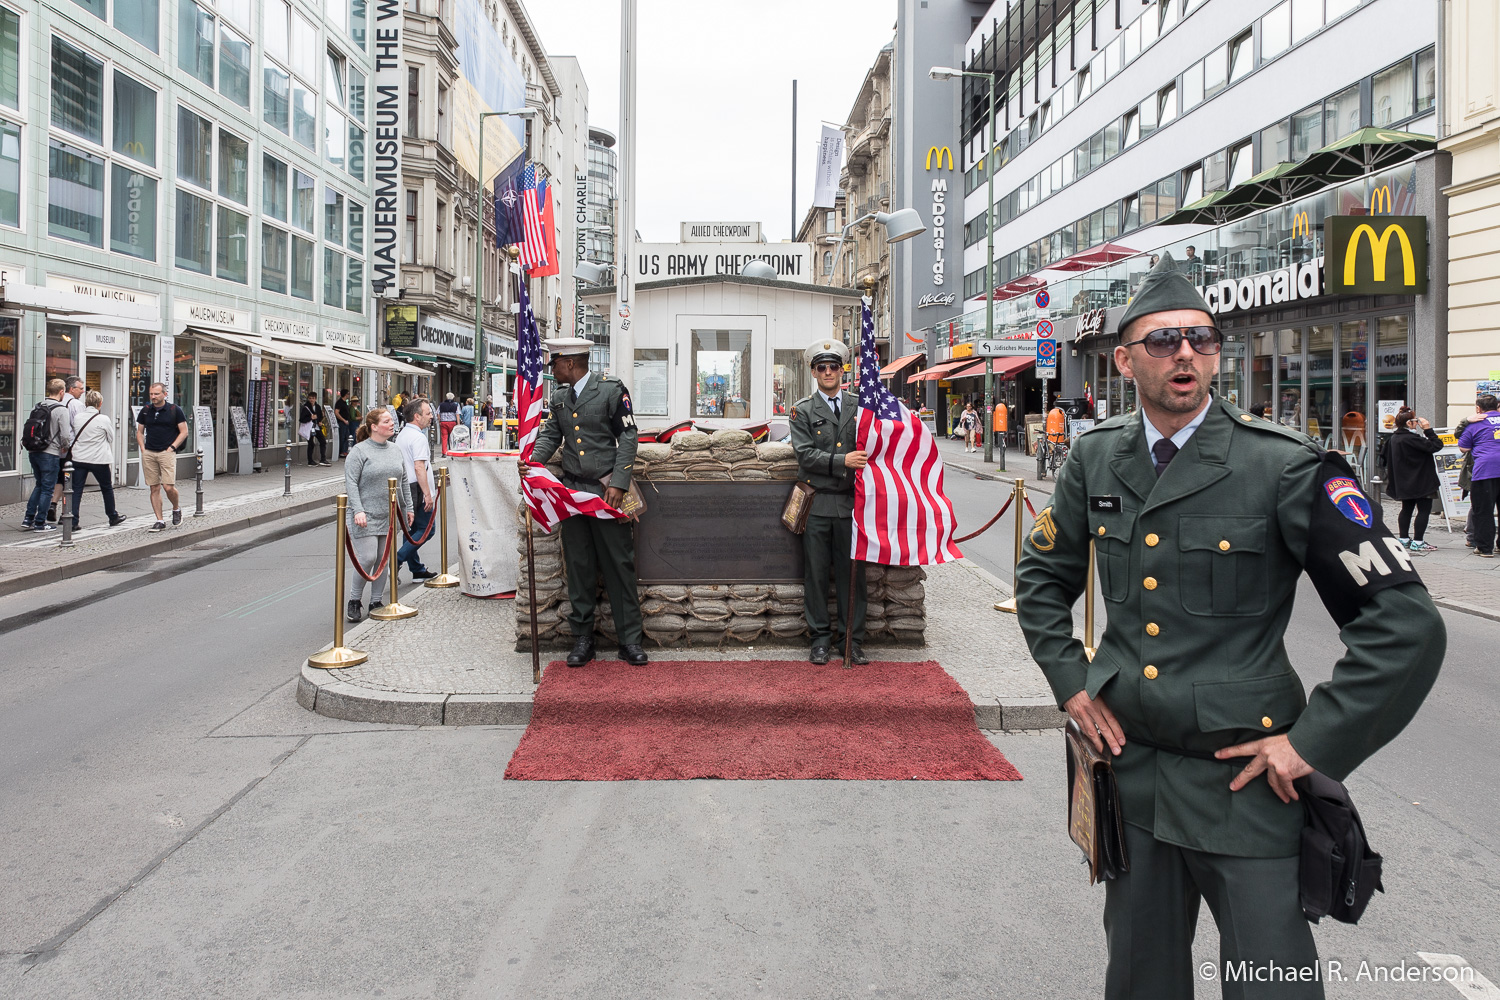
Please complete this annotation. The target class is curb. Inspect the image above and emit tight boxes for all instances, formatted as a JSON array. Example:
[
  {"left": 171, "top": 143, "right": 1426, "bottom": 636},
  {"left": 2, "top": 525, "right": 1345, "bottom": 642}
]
[
  {"left": 1432, "top": 596, "right": 1500, "bottom": 624},
  {"left": 0, "top": 492, "right": 338, "bottom": 598}
]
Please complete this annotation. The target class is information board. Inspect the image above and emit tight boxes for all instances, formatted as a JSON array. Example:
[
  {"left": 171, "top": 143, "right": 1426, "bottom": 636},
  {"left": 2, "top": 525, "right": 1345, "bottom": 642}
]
[
  {"left": 1433, "top": 446, "right": 1470, "bottom": 526},
  {"left": 635, "top": 482, "right": 804, "bottom": 583}
]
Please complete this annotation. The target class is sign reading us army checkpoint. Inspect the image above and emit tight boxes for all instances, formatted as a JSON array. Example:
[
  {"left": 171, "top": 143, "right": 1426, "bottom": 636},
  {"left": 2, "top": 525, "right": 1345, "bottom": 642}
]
[{"left": 1326, "top": 215, "right": 1428, "bottom": 295}]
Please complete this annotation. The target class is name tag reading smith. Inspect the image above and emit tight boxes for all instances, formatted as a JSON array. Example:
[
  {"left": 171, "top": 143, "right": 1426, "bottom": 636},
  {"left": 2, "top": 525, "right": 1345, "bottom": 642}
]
[{"left": 1090, "top": 496, "right": 1123, "bottom": 513}]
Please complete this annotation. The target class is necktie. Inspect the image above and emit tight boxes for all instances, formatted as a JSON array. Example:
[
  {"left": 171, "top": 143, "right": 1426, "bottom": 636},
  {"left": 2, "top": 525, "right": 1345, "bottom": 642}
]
[
  {"left": 570, "top": 386, "right": 578, "bottom": 406},
  {"left": 832, "top": 397, "right": 841, "bottom": 420},
  {"left": 1152, "top": 438, "right": 1179, "bottom": 477}
]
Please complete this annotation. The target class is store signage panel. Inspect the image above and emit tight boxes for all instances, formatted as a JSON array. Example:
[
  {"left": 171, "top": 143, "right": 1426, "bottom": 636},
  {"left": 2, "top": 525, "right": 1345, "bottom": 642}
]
[
  {"left": 323, "top": 326, "right": 369, "bottom": 350},
  {"left": 1326, "top": 216, "right": 1428, "bottom": 295},
  {"left": 975, "top": 339, "right": 1036, "bottom": 357},
  {"left": 260, "top": 315, "right": 317, "bottom": 343},
  {"left": 385, "top": 304, "right": 418, "bottom": 350},
  {"left": 82, "top": 329, "right": 129, "bottom": 356},
  {"left": 680, "top": 222, "right": 761, "bottom": 243},
  {"left": 417, "top": 315, "right": 477, "bottom": 360},
  {"left": 635, "top": 243, "right": 813, "bottom": 282},
  {"left": 1200, "top": 258, "right": 1325, "bottom": 317},
  {"left": 46, "top": 275, "right": 161, "bottom": 312},
  {"left": 173, "top": 298, "right": 251, "bottom": 332},
  {"left": 368, "top": 0, "right": 403, "bottom": 297}
]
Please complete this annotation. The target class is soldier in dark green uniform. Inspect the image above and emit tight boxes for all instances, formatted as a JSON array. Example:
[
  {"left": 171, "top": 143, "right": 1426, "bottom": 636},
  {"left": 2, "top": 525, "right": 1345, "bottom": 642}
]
[
  {"left": 789, "top": 338, "right": 870, "bottom": 665},
  {"left": 530, "top": 337, "right": 648, "bottom": 667},
  {"left": 1015, "top": 255, "right": 1444, "bottom": 999}
]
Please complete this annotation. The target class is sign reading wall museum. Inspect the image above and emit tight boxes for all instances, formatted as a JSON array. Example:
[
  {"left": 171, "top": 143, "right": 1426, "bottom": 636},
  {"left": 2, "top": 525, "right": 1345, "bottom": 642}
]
[
  {"left": 635, "top": 243, "right": 812, "bottom": 282},
  {"left": 369, "top": 0, "right": 404, "bottom": 297},
  {"left": 1326, "top": 215, "right": 1428, "bottom": 295}
]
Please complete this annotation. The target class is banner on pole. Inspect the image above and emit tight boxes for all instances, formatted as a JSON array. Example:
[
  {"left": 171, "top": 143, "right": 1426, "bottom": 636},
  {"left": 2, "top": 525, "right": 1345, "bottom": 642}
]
[
  {"left": 446, "top": 456, "right": 521, "bottom": 598},
  {"left": 812, "top": 125, "right": 845, "bottom": 209}
]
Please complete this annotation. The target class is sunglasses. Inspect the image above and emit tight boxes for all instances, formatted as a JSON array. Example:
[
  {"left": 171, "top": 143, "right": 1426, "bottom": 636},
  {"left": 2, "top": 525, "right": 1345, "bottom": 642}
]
[
  {"left": 813, "top": 362, "right": 843, "bottom": 374},
  {"left": 1121, "top": 325, "right": 1222, "bottom": 358}
]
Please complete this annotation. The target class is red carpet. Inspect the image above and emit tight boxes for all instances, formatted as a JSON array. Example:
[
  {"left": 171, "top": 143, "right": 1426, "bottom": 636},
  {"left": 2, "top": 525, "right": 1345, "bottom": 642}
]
[{"left": 503, "top": 659, "right": 1023, "bottom": 781}]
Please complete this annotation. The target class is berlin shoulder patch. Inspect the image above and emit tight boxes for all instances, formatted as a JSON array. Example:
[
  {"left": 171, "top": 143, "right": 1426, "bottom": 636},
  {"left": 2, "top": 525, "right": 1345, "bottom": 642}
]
[{"left": 1303, "top": 452, "right": 1422, "bottom": 627}]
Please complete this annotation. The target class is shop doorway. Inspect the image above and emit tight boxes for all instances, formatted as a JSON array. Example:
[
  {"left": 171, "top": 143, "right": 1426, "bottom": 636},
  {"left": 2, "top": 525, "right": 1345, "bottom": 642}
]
[
  {"left": 199, "top": 362, "right": 226, "bottom": 472},
  {"left": 85, "top": 355, "right": 126, "bottom": 482}
]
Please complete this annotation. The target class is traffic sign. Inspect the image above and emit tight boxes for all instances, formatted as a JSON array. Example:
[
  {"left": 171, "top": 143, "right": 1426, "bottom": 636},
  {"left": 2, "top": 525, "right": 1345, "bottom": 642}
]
[
  {"left": 1035, "top": 290, "right": 1050, "bottom": 309},
  {"left": 1036, "top": 319, "right": 1053, "bottom": 338},
  {"left": 975, "top": 339, "right": 1036, "bottom": 357},
  {"left": 1036, "top": 338, "right": 1058, "bottom": 378}
]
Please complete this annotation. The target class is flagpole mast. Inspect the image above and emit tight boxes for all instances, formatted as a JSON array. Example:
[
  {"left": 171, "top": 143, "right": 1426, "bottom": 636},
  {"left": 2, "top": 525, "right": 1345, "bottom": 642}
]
[
  {"left": 614, "top": 0, "right": 637, "bottom": 387},
  {"left": 845, "top": 275, "right": 876, "bottom": 669},
  {"left": 477, "top": 109, "right": 532, "bottom": 441}
]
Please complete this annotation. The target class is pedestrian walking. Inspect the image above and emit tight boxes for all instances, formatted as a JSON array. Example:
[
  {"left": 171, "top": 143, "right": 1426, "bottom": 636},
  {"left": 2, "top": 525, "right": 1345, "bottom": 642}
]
[
  {"left": 20, "top": 379, "right": 71, "bottom": 531},
  {"left": 395, "top": 398, "right": 438, "bottom": 581},
  {"left": 1457, "top": 392, "right": 1500, "bottom": 557},
  {"left": 135, "top": 382, "right": 188, "bottom": 532},
  {"left": 335, "top": 389, "right": 354, "bottom": 457},
  {"left": 529, "top": 337, "right": 648, "bottom": 667},
  {"left": 300, "top": 391, "right": 330, "bottom": 466},
  {"left": 789, "top": 338, "right": 869, "bottom": 665},
  {"left": 460, "top": 396, "right": 476, "bottom": 431},
  {"left": 437, "top": 392, "right": 460, "bottom": 453},
  {"left": 48, "top": 376, "right": 89, "bottom": 520},
  {"left": 1383, "top": 407, "right": 1443, "bottom": 554},
  {"left": 344, "top": 408, "right": 413, "bottom": 622},
  {"left": 1015, "top": 254, "right": 1445, "bottom": 1000},
  {"left": 68, "top": 390, "right": 124, "bottom": 529},
  {"left": 959, "top": 402, "right": 980, "bottom": 452}
]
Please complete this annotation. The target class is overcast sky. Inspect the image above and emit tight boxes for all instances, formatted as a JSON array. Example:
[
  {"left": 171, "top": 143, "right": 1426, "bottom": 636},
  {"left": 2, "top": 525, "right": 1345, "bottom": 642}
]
[{"left": 527, "top": 1, "right": 899, "bottom": 244}]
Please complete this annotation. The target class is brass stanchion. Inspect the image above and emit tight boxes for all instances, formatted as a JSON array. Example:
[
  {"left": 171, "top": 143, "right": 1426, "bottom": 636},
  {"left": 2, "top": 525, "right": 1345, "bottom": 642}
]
[
  {"left": 1083, "top": 538, "right": 1097, "bottom": 662},
  {"left": 425, "top": 465, "right": 460, "bottom": 588},
  {"left": 995, "top": 477, "right": 1026, "bottom": 613},
  {"left": 308, "top": 494, "right": 369, "bottom": 668},
  {"left": 369, "top": 477, "right": 419, "bottom": 620}
]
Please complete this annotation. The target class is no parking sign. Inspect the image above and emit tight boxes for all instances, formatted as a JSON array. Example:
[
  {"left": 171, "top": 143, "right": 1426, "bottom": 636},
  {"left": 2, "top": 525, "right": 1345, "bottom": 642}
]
[
  {"left": 1036, "top": 319, "right": 1053, "bottom": 338},
  {"left": 1036, "top": 338, "right": 1057, "bottom": 377}
]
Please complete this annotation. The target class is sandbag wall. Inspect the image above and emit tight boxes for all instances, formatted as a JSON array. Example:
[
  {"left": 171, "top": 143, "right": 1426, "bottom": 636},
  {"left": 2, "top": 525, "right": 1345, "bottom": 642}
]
[{"left": 514, "top": 429, "right": 928, "bottom": 650}]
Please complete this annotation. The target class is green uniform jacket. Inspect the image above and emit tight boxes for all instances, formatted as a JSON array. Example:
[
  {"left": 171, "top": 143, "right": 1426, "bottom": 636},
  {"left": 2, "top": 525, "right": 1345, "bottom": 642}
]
[
  {"left": 1015, "top": 397, "right": 1444, "bottom": 857},
  {"left": 532, "top": 374, "right": 638, "bottom": 495},
  {"left": 790, "top": 390, "right": 860, "bottom": 518}
]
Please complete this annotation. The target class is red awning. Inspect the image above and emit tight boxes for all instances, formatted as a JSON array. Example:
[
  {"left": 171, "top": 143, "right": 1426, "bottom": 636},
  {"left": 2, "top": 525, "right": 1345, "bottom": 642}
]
[
  {"left": 906, "top": 358, "right": 977, "bottom": 382},
  {"left": 879, "top": 352, "right": 925, "bottom": 378},
  {"left": 944, "top": 356, "right": 1036, "bottom": 380}
]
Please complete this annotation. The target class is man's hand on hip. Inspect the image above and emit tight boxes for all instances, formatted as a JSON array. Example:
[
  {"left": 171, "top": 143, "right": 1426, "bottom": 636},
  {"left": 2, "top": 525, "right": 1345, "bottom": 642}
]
[
  {"left": 1218, "top": 734, "right": 1313, "bottom": 803},
  {"left": 1064, "top": 690, "right": 1125, "bottom": 756}
]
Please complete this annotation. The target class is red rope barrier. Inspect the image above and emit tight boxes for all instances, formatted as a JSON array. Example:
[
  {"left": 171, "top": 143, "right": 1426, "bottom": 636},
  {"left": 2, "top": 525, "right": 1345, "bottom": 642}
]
[
  {"left": 953, "top": 493, "right": 1014, "bottom": 544},
  {"left": 396, "top": 481, "right": 440, "bottom": 547},
  {"left": 345, "top": 522, "right": 396, "bottom": 583},
  {"left": 1023, "top": 495, "right": 1038, "bottom": 518}
]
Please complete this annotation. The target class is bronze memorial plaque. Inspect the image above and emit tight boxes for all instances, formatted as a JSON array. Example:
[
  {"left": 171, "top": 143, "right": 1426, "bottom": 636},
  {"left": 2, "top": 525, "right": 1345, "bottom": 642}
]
[{"left": 635, "top": 482, "right": 805, "bottom": 584}]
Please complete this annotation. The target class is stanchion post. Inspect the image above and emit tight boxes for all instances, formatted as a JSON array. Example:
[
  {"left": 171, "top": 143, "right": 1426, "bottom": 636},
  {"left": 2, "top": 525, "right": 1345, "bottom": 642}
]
[
  {"left": 525, "top": 508, "right": 541, "bottom": 685},
  {"left": 308, "top": 494, "right": 369, "bottom": 668},
  {"left": 193, "top": 450, "right": 205, "bottom": 516},
  {"left": 369, "top": 477, "right": 418, "bottom": 620},
  {"left": 58, "top": 468, "right": 74, "bottom": 548},
  {"left": 283, "top": 441, "right": 292, "bottom": 496},
  {"left": 995, "top": 477, "right": 1026, "bottom": 613},
  {"left": 425, "top": 465, "right": 460, "bottom": 588},
  {"left": 1083, "top": 538, "right": 1097, "bottom": 661}
]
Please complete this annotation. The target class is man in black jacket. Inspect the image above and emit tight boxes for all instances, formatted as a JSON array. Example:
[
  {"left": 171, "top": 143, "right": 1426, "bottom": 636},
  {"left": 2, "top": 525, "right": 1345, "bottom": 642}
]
[{"left": 300, "top": 391, "right": 329, "bottom": 466}]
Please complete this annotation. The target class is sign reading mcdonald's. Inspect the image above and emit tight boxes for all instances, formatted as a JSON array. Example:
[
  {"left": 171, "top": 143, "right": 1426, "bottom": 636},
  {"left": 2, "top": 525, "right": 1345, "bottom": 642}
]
[{"left": 1326, "top": 215, "right": 1427, "bottom": 295}]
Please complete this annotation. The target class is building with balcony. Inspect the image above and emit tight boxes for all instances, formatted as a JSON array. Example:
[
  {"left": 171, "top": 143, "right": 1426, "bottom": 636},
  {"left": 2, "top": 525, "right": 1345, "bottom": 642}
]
[{"left": 840, "top": 42, "right": 894, "bottom": 353}]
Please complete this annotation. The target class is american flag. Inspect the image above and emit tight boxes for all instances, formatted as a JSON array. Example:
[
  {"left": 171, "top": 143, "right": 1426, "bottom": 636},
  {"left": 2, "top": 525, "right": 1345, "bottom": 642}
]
[
  {"left": 519, "top": 168, "right": 551, "bottom": 271},
  {"left": 852, "top": 296, "right": 962, "bottom": 565},
  {"left": 516, "top": 275, "right": 626, "bottom": 532}
]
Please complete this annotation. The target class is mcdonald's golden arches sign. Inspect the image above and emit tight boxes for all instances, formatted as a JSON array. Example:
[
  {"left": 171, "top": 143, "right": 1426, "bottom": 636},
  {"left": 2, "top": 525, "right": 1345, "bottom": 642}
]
[{"left": 1326, "top": 215, "right": 1427, "bottom": 295}]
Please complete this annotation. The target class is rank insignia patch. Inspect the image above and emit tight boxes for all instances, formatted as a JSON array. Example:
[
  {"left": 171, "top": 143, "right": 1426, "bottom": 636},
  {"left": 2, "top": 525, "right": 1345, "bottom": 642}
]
[
  {"left": 1325, "top": 477, "right": 1373, "bottom": 527},
  {"left": 1030, "top": 506, "right": 1058, "bottom": 552}
]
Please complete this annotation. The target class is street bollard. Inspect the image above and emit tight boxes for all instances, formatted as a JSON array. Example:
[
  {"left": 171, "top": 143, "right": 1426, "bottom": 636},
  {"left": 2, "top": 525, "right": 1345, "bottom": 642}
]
[
  {"left": 308, "top": 494, "right": 370, "bottom": 669},
  {"left": 58, "top": 468, "right": 74, "bottom": 548},
  {"left": 284, "top": 442, "right": 293, "bottom": 497},
  {"left": 425, "top": 466, "right": 460, "bottom": 588},
  {"left": 995, "top": 478, "right": 1026, "bottom": 614},
  {"left": 369, "top": 477, "right": 419, "bottom": 620},
  {"left": 1083, "top": 539, "right": 1097, "bottom": 662},
  {"left": 1036, "top": 439, "right": 1047, "bottom": 481},
  {"left": 194, "top": 450, "right": 205, "bottom": 516}
]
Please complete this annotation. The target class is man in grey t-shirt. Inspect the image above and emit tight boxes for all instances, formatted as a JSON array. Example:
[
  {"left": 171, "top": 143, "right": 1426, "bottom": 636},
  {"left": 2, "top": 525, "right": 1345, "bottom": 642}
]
[{"left": 395, "top": 399, "right": 438, "bottom": 580}]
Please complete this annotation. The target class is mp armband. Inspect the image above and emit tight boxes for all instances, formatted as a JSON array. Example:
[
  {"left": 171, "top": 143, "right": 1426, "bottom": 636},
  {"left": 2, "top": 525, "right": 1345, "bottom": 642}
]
[{"left": 1303, "top": 452, "right": 1423, "bottom": 628}]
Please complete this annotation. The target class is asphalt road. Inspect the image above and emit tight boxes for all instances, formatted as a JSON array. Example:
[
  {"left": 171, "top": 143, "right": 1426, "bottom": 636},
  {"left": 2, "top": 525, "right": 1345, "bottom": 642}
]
[{"left": 1, "top": 487, "right": 1496, "bottom": 999}]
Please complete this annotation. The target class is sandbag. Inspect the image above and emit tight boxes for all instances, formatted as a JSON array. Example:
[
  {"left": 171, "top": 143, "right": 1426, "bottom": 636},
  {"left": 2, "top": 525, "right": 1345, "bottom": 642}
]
[
  {"left": 728, "top": 599, "right": 768, "bottom": 616},
  {"left": 651, "top": 586, "right": 690, "bottom": 602},
  {"left": 710, "top": 428, "right": 754, "bottom": 448},
  {"left": 689, "top": 585, "right": 730, "bottom": 599},
  {"left": 756, "top": 442, "right": 796, "bottom": 462},
  {"left": 643, "top": 613, "right": 689, "bottom": 633},
  {"left": 710, "top": 447, "right": 758, "bottom": 464},
  {"left": 671, "top": 431, "right": 712, "bottom": 452},
  {"left": 730, "top": 585, "right": 773, "bottom": 598},
  {"left": 767, "top": 615, "right": 807, "bottom": 636},
  {"left": 684, "top": 617, "right": 724, "bottom": 632},
  {"left": 689, "top": 600, "right": 731, "bottom": 621},
  {"left": 636, "top": 443, "right": 673, "bottom": 463}
]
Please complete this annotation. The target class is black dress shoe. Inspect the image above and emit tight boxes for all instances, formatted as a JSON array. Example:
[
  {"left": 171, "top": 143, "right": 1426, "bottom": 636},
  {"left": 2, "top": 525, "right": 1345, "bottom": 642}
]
[
  {"left": 809, "top": 643, "right": 831, "bottom": 665},
  {"left": 618, "top": 643, "right": 649, "bottom": 666},
  {"left": 849, "top": 641, "right": 871, "bottom": 666},
  {"left": 566, "top": 636, "right": 595, "bottom": 667},
  {"left": 410, "top": 567, "right": 437, "bottom": 580},
  {"left": 347, "top": 600, "right": 364, "bottom": 623}
]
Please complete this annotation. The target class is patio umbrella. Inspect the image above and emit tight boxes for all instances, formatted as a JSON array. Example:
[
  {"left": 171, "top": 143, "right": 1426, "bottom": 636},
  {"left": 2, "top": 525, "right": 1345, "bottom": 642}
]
[{"left": 1294, "top": 126, "right": 1436, "bottom": 184}]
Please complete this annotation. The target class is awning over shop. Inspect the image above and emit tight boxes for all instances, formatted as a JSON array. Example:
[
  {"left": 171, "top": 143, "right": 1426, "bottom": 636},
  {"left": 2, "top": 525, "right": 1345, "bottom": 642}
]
[
  {"left": 945, "top": 356, "right": 1035, "bottom": 380},
  {"left": 879, "top": 352, "right": 925, "bottom": 378},
  {"left": 334, "top": 348, "right": 431, "bottom": 377},
  {"left": 1048, "top": 242, "right": 1137, "bottom": 272},
  {"left": 906, "top": 358, "right": 979, "bottom": 382},
  {"left": 392, "top": 349, "right": 473, "bottom": 368},
  {"left": 185, "top": 328, "right": 265, "bottom": 355}
]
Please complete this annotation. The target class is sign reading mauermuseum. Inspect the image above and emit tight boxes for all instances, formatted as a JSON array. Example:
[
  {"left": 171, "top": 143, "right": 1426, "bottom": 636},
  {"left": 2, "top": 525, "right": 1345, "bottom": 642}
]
[
  {"left": 369, "top": 0, "right": 404, "bottom": 297},
  {"left": 635, "top": 243, "right": 813, "bottom": 282},
  {"left": 1326, "top": 215, "right": 1428, "bottom": 295}
]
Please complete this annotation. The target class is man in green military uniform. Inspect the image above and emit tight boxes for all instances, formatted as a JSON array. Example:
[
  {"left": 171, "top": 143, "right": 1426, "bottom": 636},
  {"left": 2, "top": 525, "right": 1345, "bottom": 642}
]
[
  {"left": 1015, "top": 254, "right": 1444, "bottom": 999},
  {"left": 790, "top": 338, "right": 870, "bottom": 665},
  {"left": 530, "top": 337, "right": 648, "bottom": 667}
]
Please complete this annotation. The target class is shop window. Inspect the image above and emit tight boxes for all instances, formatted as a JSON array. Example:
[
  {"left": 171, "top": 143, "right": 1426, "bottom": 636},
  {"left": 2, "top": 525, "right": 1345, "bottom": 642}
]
[
  {"left": 48, "top": 140, "right": 105, "bottom": 246},
  {"left": 1291, "top": 0, "right": 1321, "bottom": 42},
  {"left": 1261, "top": 1, "right": 1291, "bottom": 59},
  {"left": 46, "top": 323, "right": 79, "bottom": 388},
  {"left": 177, "top": 0, "right": 214, "bottom": 87},
  {"left": 276, "top": 362, "right": 292, "bottom": 443},
  {"left": 1324, "top": 84, "right": 1361, "bottom": 143},
  {"left": 174, "top": 338, "right": 196, "bottom": 440},
  {"left": 109, "top": 164, "right": 156, "bottom": 259},
  {"left": 0, "top": 122, "right": 20, "bottom": 228},
  {"left": 1416, "top": 48, "right": 1435, "bottom": 113},
  {"left": 691, "top": 330, "right": 752, "bottom": 420},
  {"left": 1372, "top": 58, "right": 1414, "bottom": 127}
]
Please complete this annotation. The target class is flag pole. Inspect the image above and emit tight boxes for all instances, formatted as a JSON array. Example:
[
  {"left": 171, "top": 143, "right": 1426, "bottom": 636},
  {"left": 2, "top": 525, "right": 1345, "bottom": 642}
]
[
  {"left": 526, "top": 507, "right": 541, "bottom": 685},
  {"left": 845, "top": 276, "right": 877, "bottom": 668}
]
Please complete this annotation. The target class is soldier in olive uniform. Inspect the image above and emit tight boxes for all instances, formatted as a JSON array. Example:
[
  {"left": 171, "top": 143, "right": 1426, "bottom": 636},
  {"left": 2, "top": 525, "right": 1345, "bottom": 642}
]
[
  {"left": 1015, "top": 255, "right": 1444, "bottom": 1000},
  {"left": 789, "top": 338, "right": 870, "bottom": 665},
  {"left": 530, "top": 337, "right": 648, "bottom": 667}
]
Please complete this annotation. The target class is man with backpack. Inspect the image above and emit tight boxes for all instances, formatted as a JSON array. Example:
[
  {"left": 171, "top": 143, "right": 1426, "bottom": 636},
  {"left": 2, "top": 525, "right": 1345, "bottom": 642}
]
[{"left": 21, "top": 379, "right": 72, "bottom": 531}]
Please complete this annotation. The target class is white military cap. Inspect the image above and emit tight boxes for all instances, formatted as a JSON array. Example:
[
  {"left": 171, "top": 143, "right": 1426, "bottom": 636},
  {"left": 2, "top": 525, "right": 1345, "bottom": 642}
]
[
  {"left": 543, "top": 337, "right": 593, "bottom": 359},
  {"left": 805, "top": 339, "right": 849, "bottom": 367}
]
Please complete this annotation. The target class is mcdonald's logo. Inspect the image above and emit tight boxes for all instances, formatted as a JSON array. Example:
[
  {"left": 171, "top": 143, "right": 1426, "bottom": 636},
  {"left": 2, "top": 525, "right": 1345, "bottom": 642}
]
[
  {"left": 1292, "top": 212, "right": 1310, "bottom": 239},
  {"left": 925, "top": 146, "right": 953, "bottom": 171},
  {"left": 122, "top": 140, "right": 147, "bottom": 157},
  {"left": 1371, "top": 185, "right": 1393, "bottom": 214},
  {"left": 1326, "top": 215, "right": 1427, "bottom": 295}
]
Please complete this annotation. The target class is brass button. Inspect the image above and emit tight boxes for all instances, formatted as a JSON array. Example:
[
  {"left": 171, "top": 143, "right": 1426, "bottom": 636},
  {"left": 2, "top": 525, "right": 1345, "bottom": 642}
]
[
  {"left": 1143, "top": 665, "right": 1158, "bottom": 680},
  {"left": 574, "top": 424, "right": 580, "bottom": 430},
  {"left": 1145, "top": 533, "right": 1159, "bottom": 547},
  {"left": 1261, "top": 716, "right": 1273, "bottom": 728},
  {"left": 1143, "top": 576, "right": 1157, "bottom": 590},
  {"left": 1240, "top": 414, "right": 1254, "bottom": 422},
  {"left": 836, "top": 441, "right": 841, "bottom": 447},
  {"left": 1097, "top": 525, "right": 1106, "bottom": 536},
  {"left": 1218, "top": 539, "right": 1231, "bottom": 551},
  {"left": 573, "top": 412, "right": 578, "bottom": 418},
  {"left": 1145, "top": 622, "right": 1160, "bottom": 636},
  {"left": 578, "top": 449, "right": 585, "bottom": 455}
]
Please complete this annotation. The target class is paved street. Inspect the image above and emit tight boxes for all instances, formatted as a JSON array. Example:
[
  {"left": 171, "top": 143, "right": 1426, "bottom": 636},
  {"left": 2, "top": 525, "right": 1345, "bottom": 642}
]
[{"left": 2, "top": 475, "right": 1496, "bottom": 999}]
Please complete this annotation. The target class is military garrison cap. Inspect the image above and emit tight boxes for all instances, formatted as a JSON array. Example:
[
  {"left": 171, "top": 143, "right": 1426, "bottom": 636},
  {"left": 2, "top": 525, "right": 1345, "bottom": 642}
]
[
  {"left": 543, "top": 337, "right": 592, "bottom": 358},
  {"left": 805, "top": 339, "right": 849, "bottom": 368},
  {"left": 1117, "top": 252, "right": 1215, "bottom": 336}
]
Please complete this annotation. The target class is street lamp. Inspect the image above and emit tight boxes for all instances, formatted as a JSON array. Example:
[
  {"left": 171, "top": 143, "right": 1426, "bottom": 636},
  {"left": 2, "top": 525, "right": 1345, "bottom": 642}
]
[
  {"left": 931, "top": 64, "right": 1001, "bottom": 464},
  {"left": 739, "top": 260, "right": 779, "bottom": 280},
  {"left": 474, "top": 108, "right": 535, "bottom": 437}
]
